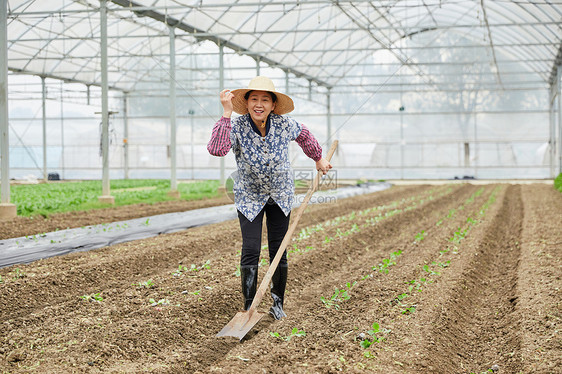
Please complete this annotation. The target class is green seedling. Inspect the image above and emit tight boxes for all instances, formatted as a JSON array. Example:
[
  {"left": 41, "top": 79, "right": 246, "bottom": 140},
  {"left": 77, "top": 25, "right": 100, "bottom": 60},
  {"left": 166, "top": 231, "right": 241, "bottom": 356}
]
[
  {"left": 149, "top": 298, "right": 169, "bottom": 306},
  {"left": 374, "top": 250, "right": 402, "bottom": 273},
  {"left": 296, "top": 224, "right": 324, "bottom": 241},
  {"left": 414, "top": 230, "right": 426, "bottom": 242},
  {"left": 134, "top": 279, "right": 155, "bottom": 288},
  {"left": 449, "top": 227, "right": 468, "bottom": 244},
  {"left": 80, "top": 293, "right": 103, "bottom": 303},
  {"left": 423, "top": 264, "right": 440, "bottom": 276},
  {"left": 401, "top": 305, "right": 416, "bottom": 315},
  {"left": 324, "top": 236, "right": 334, "bottom": 244},
  {"left": 346, "top": 281, "right": 358, "bottom": 289},
  {"left": 348, "top": 223, "right": 361, "bottom": 234},
  {"left": 269, "top": 327, "right": 306, "bottom": 341},
  {"left": 297, "top": 227, "right": 312, "bottom": 240},
  {"left": 0, "top": 275, "right": 3, "bottom": 284},
  {"left": 258, "top": 258, "right": 269, "bottom": 267},
  {"left": 191, "top": 260, "right": 211, "bottom": 271},
  {"left": 359, "top": 322, "right": 390, "bottom": 348},
  {"left": 173, "top": 265, "right": 188, "bottom": 276},
  {"left": 173, "top": 260, "right": 211, "bottom": 276},
  {"left": 433, "top": 260, "right": 450, "bottom": 268},
  {"left": 407, "top": 278, "right": 428, "bottom": 293},
  {"left": 234, "top": 265, "right": 241, "bottom": 277},
  {"left": 321, "top": 282, "right": 356, "bottom": 309},
  {"left": 12, "top": 268, "right": 26, "bottom": 280},
  {"left": 288, "top": 244, "right": 314, "bottom": 256},
  {"left": 439, "top": 247, "right": 450, "bottom": 255},
  {"left": 335, "top": 228, "right": 344, "bottom": 238},
  {"left": 363, "top": 351, "right": 375, "bottom": 359}
]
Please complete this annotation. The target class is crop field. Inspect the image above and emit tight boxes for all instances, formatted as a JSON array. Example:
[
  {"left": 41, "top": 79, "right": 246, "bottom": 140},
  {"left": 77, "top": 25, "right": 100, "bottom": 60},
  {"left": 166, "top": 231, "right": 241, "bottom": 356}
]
[{"left": 0, "top": 183, "right": 560, "bottom": 373}]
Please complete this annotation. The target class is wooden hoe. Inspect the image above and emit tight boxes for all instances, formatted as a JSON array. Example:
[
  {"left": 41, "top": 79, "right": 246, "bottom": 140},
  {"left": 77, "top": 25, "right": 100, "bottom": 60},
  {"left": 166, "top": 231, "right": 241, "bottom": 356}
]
[{"left": 216, "top": 140, "right": 339, "bottom": 341}]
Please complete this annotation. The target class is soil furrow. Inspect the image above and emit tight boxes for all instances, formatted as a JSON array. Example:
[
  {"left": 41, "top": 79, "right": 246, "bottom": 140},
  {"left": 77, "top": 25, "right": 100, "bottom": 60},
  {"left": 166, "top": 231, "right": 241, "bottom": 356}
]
[
  {"left": 420, "top": 185, "right": 524, "bottom": 373},
  {"left": 201, "top": 185, "right": 493, "bottom": 373},
  {"left": 164, "top": 184, "right": 478, "bottom": 372},
  {"left": 517, "top": 185, "right": 562, "bottom": 373}
]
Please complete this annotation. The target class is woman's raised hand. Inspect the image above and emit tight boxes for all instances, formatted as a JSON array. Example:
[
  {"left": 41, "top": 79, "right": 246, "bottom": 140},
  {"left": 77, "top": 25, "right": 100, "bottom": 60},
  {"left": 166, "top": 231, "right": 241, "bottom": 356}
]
[
  {"left": 315, "top": 158, "right": 333, "bottom": 175},
  {"left": 220, "top": 89, "right": 234, "bottom": 118}
]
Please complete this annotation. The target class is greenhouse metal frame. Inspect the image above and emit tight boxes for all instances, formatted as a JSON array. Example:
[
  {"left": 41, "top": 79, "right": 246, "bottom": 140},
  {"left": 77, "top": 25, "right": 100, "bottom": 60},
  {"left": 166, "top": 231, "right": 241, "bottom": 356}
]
[{"left": 1, "top": 0, "right": 561, "bottom": 213}]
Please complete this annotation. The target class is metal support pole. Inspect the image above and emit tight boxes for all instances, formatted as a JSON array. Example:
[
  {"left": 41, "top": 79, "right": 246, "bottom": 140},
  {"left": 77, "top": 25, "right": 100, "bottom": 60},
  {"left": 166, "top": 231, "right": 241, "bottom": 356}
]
[
  {"left": 285, "top": 70, "right": 289, "bottom": 94},
  {"left": 169, "top": 26, "right": 178, "bottom": 197},
  {"left": 98, "top": 0, "right": 114, "bottom": 204},
  {"left": 0, "top": 0, "right": 15, "bottom": 218},
  {"left": 474, "top": 111, "right": 478, "bottom": 179},
  {"left": 189, "top": 52, "right": 195, "bottom": 180},
  {"left": 190, "top": 109, "right": 194, "bottom": 179},
  {"left": 219, "top": 43, "right": 225, "bottom": 186},
  {"left": 0, "top": 0, "right": 9, "bottom": 201},
  {"left": 400, "top": 90, "right": 404, "bottom": 180},
  {"left": 123, "top": 93, "right": 129, "bottom": 179},
  {"left": 556, "top": 65, "right": 562, "bottom": 174},
  {"left": 41, "top": 76, "right": 47, "bottom": 181},
  {"left": 256, "top": 57, "right": 260, "bottom": 76},
  {"left": 326, "top": 88, "right": 332, "bottom": 143},
  {"left": 549, "top": 87, "right": 555, "bottom": 178},
  {"left": 60, "top": 81, "right": 65, "bottom": 180}
]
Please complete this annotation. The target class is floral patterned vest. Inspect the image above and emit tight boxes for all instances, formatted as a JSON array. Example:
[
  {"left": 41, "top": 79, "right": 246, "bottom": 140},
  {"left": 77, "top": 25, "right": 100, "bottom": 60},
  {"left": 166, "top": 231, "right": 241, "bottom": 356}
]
[{"left": 229, "top": 113, "right": 302, "bottom": 221}]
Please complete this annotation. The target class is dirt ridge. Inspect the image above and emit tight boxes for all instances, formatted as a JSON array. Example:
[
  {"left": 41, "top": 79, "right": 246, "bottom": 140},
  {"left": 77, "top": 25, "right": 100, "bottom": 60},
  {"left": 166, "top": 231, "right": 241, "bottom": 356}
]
[{"left": 423, "top": 185, "right": 523, "bottom": 373}]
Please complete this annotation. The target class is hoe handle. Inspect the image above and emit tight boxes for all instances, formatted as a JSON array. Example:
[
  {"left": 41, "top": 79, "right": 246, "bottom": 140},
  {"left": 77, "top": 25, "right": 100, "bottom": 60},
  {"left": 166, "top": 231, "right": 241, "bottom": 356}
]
[{"left": 248, "top": 140, "right": 339, "bottom": 311}]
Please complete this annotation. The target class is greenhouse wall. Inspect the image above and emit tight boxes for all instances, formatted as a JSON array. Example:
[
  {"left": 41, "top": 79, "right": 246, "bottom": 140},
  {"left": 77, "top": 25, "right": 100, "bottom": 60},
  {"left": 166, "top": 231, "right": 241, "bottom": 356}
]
[{"left": 5, "top": 52, "right": 558, "bottom": 181}]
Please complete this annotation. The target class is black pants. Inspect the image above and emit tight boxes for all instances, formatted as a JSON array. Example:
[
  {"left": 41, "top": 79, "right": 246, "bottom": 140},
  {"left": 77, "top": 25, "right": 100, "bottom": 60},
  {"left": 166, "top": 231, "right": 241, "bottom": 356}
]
[{"left": 238, "top": 199, "right": 291, "bottom": 267}]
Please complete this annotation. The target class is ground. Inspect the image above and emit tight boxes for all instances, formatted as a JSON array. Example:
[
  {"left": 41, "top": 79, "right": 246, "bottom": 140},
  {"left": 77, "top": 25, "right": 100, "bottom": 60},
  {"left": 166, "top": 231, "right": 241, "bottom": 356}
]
[{"left": 0, "top": 184, "right": 560, "bottom": 373}]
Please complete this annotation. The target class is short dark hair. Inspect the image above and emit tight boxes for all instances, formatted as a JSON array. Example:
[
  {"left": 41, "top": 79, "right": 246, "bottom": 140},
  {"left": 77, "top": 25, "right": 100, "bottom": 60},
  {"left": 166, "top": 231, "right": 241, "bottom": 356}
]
[{"left": 244, "top": 90, "right": 277, "bottom": 102}]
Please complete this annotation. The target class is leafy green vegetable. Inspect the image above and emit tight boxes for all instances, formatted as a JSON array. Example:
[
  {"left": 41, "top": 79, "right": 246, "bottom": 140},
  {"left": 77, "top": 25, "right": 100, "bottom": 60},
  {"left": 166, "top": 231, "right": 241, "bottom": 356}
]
[{"left": 11, "top": 179, "right": 220, "bottom": 217}]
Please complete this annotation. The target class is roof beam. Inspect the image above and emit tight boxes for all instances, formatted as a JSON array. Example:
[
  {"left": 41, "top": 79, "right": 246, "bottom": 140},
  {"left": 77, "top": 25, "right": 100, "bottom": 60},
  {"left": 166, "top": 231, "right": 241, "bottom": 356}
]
[
  {"left": 480, "top": 0, "right": 503, "bottom": 87},
  {"left": 549, "top": 42, "right": 562, "bottom": 86},
  {"left": 8, "top": 67, "right": 125, "bottom": 92},
  {"left": 108, "top": 0, "right": 332, "bottom": 88}
]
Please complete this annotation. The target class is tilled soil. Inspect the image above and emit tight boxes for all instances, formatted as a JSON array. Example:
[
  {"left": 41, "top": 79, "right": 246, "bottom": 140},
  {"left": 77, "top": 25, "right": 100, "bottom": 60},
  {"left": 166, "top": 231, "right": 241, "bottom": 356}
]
[{"left": 0, "top": 184, "right": 560, "bottom": 373}]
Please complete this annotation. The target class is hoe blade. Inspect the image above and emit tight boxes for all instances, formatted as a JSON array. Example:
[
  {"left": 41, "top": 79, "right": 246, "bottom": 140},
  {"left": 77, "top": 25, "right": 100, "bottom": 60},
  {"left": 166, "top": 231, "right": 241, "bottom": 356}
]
[{"left": 216, "top": 310, "right": 265, "bottom": 341}]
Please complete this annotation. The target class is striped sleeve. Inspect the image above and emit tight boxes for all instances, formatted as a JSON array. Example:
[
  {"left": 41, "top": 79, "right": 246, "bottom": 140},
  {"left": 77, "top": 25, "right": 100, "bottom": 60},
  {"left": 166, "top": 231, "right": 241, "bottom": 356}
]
[
  {"left": 295, "top": 124, "right": 322, "bottom": 162},
  {"left": 207, "top": 117, "right": 232, "bottom": 157}
]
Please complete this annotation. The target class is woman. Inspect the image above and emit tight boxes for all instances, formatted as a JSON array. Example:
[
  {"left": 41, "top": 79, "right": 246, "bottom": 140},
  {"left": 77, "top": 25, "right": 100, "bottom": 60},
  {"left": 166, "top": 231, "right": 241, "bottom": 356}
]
[{"left": 207, "top": 76, "right": 332, "bottom": 320}]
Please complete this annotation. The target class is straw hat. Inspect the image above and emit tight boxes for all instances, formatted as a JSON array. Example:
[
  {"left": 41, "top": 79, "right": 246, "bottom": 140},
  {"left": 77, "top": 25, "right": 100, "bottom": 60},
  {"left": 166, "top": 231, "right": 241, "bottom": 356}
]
[{"left": 231, "top": 76, "right": 294, "bottom": 115}]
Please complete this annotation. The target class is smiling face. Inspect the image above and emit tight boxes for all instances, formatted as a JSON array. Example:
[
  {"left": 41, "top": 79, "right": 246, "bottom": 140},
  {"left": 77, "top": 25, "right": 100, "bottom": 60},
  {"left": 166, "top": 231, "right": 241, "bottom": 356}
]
[{"left": 246, "top": 90, "right": 276, "bottom": 126}]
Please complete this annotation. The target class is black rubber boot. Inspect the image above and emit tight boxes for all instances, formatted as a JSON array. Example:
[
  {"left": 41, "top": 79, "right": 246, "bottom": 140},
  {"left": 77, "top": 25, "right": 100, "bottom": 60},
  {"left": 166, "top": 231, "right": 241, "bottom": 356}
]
[
  {"left": 241, "top": 266, "right": 258, "bottom": 311},
  {"left": 269, "top": 265, "right": 288, "bottom": 320}
]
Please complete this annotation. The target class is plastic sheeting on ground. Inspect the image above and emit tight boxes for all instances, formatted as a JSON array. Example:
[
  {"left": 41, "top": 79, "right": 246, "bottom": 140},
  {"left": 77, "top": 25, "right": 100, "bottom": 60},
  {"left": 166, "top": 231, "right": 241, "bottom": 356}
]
[{"left": 0, "top": 183, "right": 391, "bottom": 268}]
